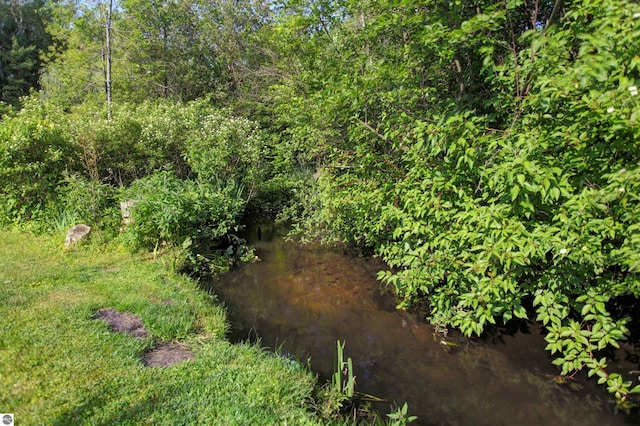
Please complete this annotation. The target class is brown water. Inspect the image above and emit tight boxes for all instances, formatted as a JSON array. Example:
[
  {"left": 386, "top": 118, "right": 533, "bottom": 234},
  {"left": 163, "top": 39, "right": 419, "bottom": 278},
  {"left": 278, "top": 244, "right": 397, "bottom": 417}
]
[{"left": 206, "top": 223, "right": 639, "bottom": 425}]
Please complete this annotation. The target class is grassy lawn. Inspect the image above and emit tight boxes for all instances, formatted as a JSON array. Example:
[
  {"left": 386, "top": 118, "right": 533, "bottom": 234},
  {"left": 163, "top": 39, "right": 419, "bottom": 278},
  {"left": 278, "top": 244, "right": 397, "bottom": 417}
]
[{"left": 0, "top": 229, "right": 322, "bottom": 425}]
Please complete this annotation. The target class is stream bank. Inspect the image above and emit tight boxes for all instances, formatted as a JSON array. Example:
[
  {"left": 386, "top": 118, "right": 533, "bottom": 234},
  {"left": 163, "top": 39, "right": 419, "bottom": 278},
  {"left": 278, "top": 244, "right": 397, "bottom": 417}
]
[{"left": 205, "top": 222, "right": 639, "bottom": 425}]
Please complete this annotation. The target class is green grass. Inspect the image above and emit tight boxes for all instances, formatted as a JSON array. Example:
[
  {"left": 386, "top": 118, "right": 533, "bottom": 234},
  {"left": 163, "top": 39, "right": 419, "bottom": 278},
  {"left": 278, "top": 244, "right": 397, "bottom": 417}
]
[{"left": 0, "top": 229, "right": 322, "bottom": 425}]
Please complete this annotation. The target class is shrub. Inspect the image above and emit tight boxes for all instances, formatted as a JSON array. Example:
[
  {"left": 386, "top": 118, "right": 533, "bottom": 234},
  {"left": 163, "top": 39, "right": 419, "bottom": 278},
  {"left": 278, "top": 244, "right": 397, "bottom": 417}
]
[
  {"left": 0, "top": 95, "right": 275, "bottom": 231},
  {"left": 278, "top": 0, "right": 640, "bottom": 407},
  {"left": 66, "top": 100, "right": 193, "bottom": 186},
  {"left": 57, "top": 173, "right": 120, "bottom": 229},
  {"left": 184, "top": 110, "right": 266, "bottom": 200},
  {"left": 120, "top": 171, "right": 245, "bottom": 252},
  {"left": 0, "top": 98, "right": 75, "bottom": 223}
]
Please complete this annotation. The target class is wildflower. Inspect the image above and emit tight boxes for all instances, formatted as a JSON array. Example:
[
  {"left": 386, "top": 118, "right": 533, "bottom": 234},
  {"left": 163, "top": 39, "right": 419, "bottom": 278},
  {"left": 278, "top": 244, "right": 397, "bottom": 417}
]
[
  {"left": 607, "top": 106, "right": 615, "bottom": 113},
  {"left": 619, "top": 187, "right": 626, "bottom": 193},
  {"left": 629, "top": 85, "right": 639, "bottom": 96},
  {"left": 559, "top": 248, "right": 568, "bottom": 255},
  {"left": 634, "top": 12, "right": 640, "bottom": 18}
]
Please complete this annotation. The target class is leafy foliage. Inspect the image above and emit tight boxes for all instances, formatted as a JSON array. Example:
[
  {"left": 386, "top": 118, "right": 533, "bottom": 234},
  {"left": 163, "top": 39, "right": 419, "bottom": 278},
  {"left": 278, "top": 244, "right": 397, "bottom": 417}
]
[
  {"left": 0, "top": 0, "right": 52, "bottom": 107},
  {"left": 269, "top": 0, "right": 640, "bottom": 407},
  {"left": 120, "top": 171, "right": 244, "bottom": 252},
  {"left": 184, "top": 110, "right": 266, "bottom": 199},
  {"left": 3, "top": 0, "right": 640, "bottom": 412},
  {"left": 0, "top": 97, "right": 268, "bottom": 278},
  {"left": 0, "top": 98, "right": 75, "bottom": 223},
  {"left": 57, "top": 172, "right": 120, "bottom": 232}
]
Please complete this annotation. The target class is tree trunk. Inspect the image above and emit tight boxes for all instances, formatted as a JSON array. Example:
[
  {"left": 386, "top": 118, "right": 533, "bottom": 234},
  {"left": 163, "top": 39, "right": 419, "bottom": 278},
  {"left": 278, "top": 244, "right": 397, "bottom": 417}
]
[{"left": 105, "top": 0, "right": 113, "bottom": 119}]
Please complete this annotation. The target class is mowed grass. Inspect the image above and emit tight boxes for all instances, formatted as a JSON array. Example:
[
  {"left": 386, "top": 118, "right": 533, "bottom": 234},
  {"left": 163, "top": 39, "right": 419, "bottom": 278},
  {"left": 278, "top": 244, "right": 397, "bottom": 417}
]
[{"left": 0, "top": 229, "right": 322, "bottom": 425}]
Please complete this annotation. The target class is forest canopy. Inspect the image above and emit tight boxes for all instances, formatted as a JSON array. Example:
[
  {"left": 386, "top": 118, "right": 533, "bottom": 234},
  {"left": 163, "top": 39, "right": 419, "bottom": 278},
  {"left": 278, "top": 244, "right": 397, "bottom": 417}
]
[{"left": 1, "top": 0, "right": 639, "bottom": 409}]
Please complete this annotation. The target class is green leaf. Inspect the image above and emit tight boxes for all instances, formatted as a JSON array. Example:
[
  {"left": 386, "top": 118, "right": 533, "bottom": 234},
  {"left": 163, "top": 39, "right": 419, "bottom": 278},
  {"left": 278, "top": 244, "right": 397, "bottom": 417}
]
[
  {"left": 510, "top": 185, "right": 520, "bottom": 201},
  {"left": 580, "top": 303, "right": 592, "bottom": 317},
  {"left": 513, "top": 305, "right": 528, "bottom": 319}
]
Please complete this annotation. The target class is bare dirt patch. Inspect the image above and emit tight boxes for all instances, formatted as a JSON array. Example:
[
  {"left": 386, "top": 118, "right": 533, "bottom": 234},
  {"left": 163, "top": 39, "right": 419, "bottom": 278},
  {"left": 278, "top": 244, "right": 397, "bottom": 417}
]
[
  {"left": 95, "top": 307, "right": 149, "bottom": 339},
  {"left": 143, "top": 342, "right": 195, "bottom": 367},
  {"left": 95, "top": 307, "right": 195, "bottom": 367}
]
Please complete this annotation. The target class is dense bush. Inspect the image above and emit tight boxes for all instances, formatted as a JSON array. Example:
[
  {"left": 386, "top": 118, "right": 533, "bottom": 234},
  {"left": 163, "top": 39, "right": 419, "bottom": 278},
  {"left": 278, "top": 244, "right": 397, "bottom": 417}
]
[
  {"left": 0, "top": 98, "right": 75, "bottom": 223},
  {"left": 56, "top": 173, "right": 120, "bottom": 231},
  {"left": 0, "top": 98, "right": 269, "bottom": 277},
  {"left": 120, "top": 171, "right": 244, "bottom": 250},
  {"left": 185, "top": 111, "right": 265, "bottom": 190},
  {"left": 118, "top": 171, "right": 252, "bottom": 277},
  {"left": 66, "top": 99, "right": 210, "bottom": 186},
  {"left": 272, "top": 0, "right": 640, "bottom": 407},
  {"left": 0, "top": 97, "right": 268, "bottom": 229}
]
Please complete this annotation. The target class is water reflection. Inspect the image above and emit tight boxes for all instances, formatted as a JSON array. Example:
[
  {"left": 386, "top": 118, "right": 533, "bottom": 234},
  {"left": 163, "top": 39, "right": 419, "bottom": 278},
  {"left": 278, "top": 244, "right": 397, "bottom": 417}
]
[{"left": 206, "top": 224, "right": 637, "bottom": 425}]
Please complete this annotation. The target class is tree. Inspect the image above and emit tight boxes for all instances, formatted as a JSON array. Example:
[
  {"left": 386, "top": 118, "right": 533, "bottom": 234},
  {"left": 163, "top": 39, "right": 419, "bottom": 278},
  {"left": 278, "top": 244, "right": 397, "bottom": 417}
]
[
  {"left": 105, "top": 0, "right": 113, "bottom": 118},
  {"left": 116, "top": 0, "right": 221, "bottom": 101},
  {"left": 117, "top": 0, "right": 274, "bottom": 103},
  {"left": 40, "top": 0, "right": 118, "bottom": 107},
  {"left": 39, "top": 0, "right": 276, "bottom": 106},
  {"left": 0, "top": 0, "right": 52, "bottom": 107}
]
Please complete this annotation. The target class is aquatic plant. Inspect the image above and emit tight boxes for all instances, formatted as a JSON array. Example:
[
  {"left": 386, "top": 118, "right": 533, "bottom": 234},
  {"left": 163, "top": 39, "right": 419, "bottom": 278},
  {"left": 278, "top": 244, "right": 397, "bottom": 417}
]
[
  {"left": 387, "top": 403, "right": 417, "bottom": 425},
  {"left": 316, "top": 340, "right": 356, "bottom": 419}
]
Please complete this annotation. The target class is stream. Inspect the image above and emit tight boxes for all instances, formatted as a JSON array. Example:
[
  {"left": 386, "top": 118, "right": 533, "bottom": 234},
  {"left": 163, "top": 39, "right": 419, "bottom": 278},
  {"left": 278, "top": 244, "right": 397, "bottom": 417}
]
[{"left": 205, "top": 222, "right": 639, "bottom": 425}]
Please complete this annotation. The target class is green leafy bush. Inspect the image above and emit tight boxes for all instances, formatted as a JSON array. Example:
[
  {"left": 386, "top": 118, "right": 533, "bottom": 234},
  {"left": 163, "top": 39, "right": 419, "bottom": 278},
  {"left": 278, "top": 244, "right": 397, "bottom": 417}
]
[
  {"left": 0, "top": 98, "right": 75, "bottom": 223},
  {"left": 57, "top": 173, "right": 120, "bottom": 231},
  {"left": 65, "top": 100, "right": 201, "bottom": 186},
  {"left": 1, "top": 97, "right": 270, "bottom": 238},
  {"left": 275, "top": 0, "right": 640, "bottom": 407},
  {"left": 120, "top": 171, "right": 244, "bottom": 252},
  {"left": 184, "top": 110, "right": 266, "bottom": 193}
]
